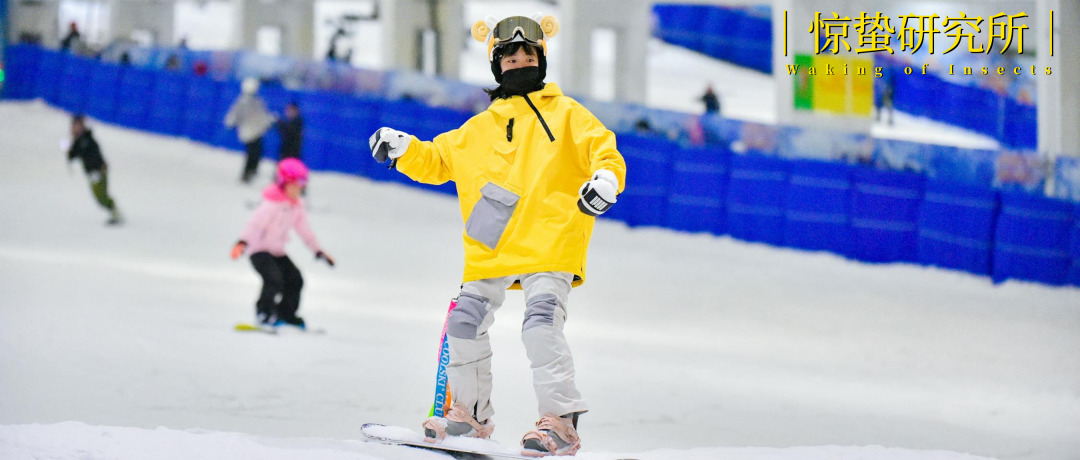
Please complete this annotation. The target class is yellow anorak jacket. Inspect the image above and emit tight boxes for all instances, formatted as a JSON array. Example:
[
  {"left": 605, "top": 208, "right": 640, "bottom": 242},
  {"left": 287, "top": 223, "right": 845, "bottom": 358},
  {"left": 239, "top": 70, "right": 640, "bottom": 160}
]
[{"left": 396, "top": 83, "right": 626, "bottom": 287}]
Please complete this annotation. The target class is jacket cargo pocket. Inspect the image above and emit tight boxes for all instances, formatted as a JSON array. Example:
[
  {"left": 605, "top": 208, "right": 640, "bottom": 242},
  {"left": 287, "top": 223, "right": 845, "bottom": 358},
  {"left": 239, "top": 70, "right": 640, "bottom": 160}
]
[{"left": 465, "top": 182, "right": 520, "bottom": 250}]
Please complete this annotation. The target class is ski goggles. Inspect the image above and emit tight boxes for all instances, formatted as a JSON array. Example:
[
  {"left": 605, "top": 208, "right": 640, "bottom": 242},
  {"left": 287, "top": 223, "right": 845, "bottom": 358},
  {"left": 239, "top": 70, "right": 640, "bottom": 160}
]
[{"left": 491, "top": 16, "right": 545, "bottom": 46}]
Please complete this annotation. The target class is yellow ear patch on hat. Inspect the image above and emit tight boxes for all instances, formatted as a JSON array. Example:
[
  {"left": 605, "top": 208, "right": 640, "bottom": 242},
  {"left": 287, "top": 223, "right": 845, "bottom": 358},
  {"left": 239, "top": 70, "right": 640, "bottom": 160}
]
[
  {"left": 472, "top": 20, "right": 491, "bottom": 43},
  {"left": 540, "top": 15, "right": 560, "bottom": 38}
]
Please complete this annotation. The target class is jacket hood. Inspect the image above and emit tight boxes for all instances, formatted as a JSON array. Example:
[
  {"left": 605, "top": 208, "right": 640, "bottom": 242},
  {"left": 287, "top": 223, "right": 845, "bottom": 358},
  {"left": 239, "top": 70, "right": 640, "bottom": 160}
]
[
  {"left": 262, "top": 184, "right": 298, "bottom": 205},
  {"left": 487, "top": 82, "right": 563, "bottom": 119}
]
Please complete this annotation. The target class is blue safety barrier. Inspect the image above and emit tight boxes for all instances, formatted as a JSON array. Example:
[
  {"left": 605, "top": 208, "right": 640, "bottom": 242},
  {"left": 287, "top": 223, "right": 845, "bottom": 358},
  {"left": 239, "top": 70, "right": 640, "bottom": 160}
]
[
  {"left": 993, "top": 193, "right": 1073, "bottom": 286},
  {"left": 849, "top": 168, "right": 924, "bottom": 263},
  {"left": 653, "top": 4, "right": 772, "bottom": 73},
  {"left": 326, "top": 95, "right": 380, "bottom": 177},
  {"left": 1003, "top": 99, "right": 1037, "bottom": 150},
  {"left": 666, "top": 146, "right": 729, "bottom": 234},
  {"left": 56, "top": 54, "right": 91, "bottom": 114},
  {"left": 85, "top": 62, "right": 124, "bottom": 123},
  {"left": 213, "top": 80, "right": 244, "bottom": 151},
  {"left": 9, "top": 45, "right": 1076, "bottom": 289},
  {"left": 183, "top": 76, "right": 219, "bottom": 144},
  {"left": 887, "top": 61, "right": 1036, "bottom": 150},
  {"left": 1070, "top": 205, "right": 1080, "bottom": 286},
  {"left": 727, "top": 153, "right": 788, "bottom": 245},
  {"left": 115, "top": 67, "right": 155, "bottom": 130},
  {"left": 34, "top": 50, "right": 62, "bottom": 105},
  {"left": 148, "top": 71, "right": 189, "bottom": 136},
  {"left": 917, "top": 181, "right": 998, "bottom": 275},
  {"left": 610, "top": 134, "right": 674, "bottom": 228},
  {"left": 1, "top": 45, "right": 41, "bottom": 100},
  {"left": 784, "top": 159, "right": 853, "bottom": 254},
  {"left": 297, "top": 90, "right": 336, "bottom": 172}
]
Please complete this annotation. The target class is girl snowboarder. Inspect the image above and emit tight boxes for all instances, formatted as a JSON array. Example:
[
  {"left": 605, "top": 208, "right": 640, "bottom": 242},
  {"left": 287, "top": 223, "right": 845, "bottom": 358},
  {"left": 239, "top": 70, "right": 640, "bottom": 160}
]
[
  {"left": 368, "top": 13, "right": 626, "bottom": 456},
  {"left": 231, "top": 158, "right": 335, "bottom": 330}
]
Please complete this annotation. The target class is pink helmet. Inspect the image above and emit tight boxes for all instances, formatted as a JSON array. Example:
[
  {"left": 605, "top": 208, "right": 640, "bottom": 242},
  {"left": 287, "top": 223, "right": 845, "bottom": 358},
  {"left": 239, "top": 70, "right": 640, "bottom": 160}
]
[{"left": 276, "top": 158, "right": 309, "bottom": 186}]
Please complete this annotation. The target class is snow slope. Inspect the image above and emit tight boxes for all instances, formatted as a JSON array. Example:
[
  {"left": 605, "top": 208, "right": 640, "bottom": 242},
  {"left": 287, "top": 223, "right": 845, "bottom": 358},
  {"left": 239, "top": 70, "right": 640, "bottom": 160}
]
[
  {"left": 1, "top": 101, "right": 1078, "bottom": 460},
  {"left": 0, "top": 422, "right": 1000, "bottom": 460}
]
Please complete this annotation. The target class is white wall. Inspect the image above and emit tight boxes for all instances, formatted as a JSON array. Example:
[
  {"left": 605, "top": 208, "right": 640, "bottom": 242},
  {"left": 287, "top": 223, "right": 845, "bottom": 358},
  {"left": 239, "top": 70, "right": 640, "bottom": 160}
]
[
  {"left": 109, "top": 0, "right": 174, "bottom": 46},
  {"left": 314, "top": 0, "right": 381, "bottom": 68},
  {"left": 174, "top": 0, "right": 234, "bottom": 50}
]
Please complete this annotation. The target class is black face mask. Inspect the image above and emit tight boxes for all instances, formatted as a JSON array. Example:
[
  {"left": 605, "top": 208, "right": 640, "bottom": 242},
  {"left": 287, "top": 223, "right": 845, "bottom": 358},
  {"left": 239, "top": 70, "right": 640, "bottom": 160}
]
[{"left": 500, "top": 66, "right": 543, "bottom": 97}]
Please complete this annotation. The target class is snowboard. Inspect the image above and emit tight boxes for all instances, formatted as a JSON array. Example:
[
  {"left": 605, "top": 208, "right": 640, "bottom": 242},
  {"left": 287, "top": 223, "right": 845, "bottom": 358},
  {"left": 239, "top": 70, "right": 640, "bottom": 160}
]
[
  {"left": 361, "top": 423, "right": 537, "bottom": 459},
  {"left": 234, "top": 323, "right": 326, "bottom": 335}
]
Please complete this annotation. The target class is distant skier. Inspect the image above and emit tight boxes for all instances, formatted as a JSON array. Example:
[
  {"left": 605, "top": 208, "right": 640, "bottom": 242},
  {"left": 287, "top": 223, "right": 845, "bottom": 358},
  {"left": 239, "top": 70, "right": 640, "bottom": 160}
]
[
  {"left": 60, "top": 22, "right": 81, "bottom": 52},
  {"left": 66, "top": 114, "right": 122, "bottom": 225},
  {"left": 368, "top": 13, "right": 626, "bottom": 456},
  {"left": 231, "top": 158, "right": 335, "bottom": 330},
  {"left": 276, "top": 101, "right": 303, "bottom": 161},
  {"left": 700, "top": 84, "right": 720, "bottom": 116},
  {"left": 224, "top": 78, "right": 276, "bottom": 184}
]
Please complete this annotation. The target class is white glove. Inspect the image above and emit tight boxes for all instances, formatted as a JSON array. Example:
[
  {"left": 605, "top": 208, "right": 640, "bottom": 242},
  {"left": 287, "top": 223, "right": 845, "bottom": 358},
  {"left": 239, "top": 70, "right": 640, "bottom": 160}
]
[
  {"left": 369, "top": 127, "right": 411, "bottom": 163},
  {"left": 578, "top": 169, "right": 619, "bottom": 216}
]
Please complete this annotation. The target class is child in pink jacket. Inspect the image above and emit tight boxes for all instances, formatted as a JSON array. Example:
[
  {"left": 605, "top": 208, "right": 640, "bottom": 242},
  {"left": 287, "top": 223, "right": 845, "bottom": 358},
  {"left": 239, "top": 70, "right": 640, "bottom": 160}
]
[{"left": 231, "top": 158, "right": 334, "bottom": 330}]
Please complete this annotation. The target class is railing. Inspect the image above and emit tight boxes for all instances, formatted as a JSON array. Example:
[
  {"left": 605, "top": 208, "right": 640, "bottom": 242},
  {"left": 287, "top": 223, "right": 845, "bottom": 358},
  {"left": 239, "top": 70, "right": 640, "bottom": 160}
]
[{"left": 2, "top": 44, "right": 1078, "bottom": 287}]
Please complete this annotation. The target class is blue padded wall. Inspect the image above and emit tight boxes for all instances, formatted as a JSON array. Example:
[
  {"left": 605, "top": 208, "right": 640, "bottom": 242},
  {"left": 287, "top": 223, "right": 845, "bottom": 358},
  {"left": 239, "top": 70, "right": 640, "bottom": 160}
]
[
  {"left": 9, "top": 46, "right": 1075, "bottom": 288},
  {"left": 917, "top": 181, "right": 998, "bottom": 275},
  {"left": 784, "top": 159, "right": 853, "bottom": 254},
  {"left": 727, "top": 153, "right": 788, "bottom": 245},
  {"left": 611, "top": 134, "right": 674, "bottom": 228},
  {"left": 993, "top": 193, "right": 1073, "bottom": 286},
  {"left": 115, "top": 67, "right": 155, "bottom": 130},
  {"left": 148, "top": 71, "right": 190, "bottom": 136},
  {"left": 85, "top": 62, "right": 124, "bottom": 123},
  {"left": 849, "top": 168, "right": 924, "bottom": 263},
  {"left": 1, "top": 45, "right": 40, "bottom": 99},
  {"left": 183, "top": 77, "right": 219, "bottom": 144},
  {"left": 666, "top": 146, "right": 729, "bottom": 234}
]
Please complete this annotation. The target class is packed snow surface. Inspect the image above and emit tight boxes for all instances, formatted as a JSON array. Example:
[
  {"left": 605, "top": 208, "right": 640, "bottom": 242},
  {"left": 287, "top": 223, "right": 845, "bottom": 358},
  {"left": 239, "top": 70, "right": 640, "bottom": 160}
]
[
  {"left": 1, "top": 101, "right": 1078, "bottom": 460},
  {"left": 0, "top": 422, "right": 1003, "bottom": 460}
]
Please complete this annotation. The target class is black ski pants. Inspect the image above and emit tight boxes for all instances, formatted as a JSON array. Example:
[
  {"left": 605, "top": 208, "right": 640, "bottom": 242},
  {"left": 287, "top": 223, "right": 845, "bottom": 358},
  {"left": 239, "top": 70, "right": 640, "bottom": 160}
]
[
  {"left": 250, "top": 252, "right": 303, "bottom": 324},
  {"left": 242, "top": 138, "right": 264, "bottom": 183}
]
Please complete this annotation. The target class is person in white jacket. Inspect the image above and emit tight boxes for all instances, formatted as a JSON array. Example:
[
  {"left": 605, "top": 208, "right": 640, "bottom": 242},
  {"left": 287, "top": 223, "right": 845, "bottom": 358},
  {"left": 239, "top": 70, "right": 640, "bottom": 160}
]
[{"left": 225, "top": 78, "right": 276, "bottom": 184}]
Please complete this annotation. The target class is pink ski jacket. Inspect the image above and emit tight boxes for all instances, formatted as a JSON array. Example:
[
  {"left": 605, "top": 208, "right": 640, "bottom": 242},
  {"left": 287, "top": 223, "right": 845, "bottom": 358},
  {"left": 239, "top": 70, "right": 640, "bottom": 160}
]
[{"left": 240, "top": 185, "right": 322, "bottom": 257}]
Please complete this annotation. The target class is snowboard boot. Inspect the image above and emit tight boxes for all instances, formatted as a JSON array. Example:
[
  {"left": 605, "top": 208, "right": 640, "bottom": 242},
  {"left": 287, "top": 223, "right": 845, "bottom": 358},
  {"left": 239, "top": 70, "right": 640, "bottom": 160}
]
[
  {"left": 274, "top": 316, "right": 306, "bottom": 331},
  {"left": 256, "top": 312, "right": 277, "bottom": 332},
  {"left": 521, "top": 414, "right": 581, "bottom": 457},
  {"left": 106, "top": 209, "right": 123, "bottom": 226},
  {"left": 422, "top": 404, "right": 494, "bottom": 441}
]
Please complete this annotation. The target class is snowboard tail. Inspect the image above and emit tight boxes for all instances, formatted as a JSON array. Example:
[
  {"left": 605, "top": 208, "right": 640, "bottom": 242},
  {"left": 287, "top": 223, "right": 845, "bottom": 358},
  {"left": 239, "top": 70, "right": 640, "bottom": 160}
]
[
  {"left": 234, "top": 323, "right": 275, "bottom": 334},
  {"left": 361, "top": 423, "right": 533, "bottom": 459},
  {"left": 234, "top": 323, "right": 326, "bottom": 335}
]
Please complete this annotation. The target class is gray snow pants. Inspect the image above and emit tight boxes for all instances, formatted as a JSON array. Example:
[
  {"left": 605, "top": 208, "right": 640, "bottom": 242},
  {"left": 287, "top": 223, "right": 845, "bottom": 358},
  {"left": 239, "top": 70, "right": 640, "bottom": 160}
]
[{"left": 446, "top": 271, "right": 587, "bottom": 422}]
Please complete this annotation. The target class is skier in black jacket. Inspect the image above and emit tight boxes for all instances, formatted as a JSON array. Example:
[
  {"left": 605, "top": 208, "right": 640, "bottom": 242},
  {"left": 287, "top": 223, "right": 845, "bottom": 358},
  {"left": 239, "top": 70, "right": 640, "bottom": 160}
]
[
  {"left": 67, "top": 114, "right": 122, "bottom": 225},
  {"left": 276, "top": 101, "right": 303, "bottom": 161}
]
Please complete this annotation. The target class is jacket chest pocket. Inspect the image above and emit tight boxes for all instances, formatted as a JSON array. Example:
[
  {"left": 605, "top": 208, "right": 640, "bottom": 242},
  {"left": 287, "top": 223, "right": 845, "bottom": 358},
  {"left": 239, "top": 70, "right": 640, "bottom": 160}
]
[
  {"left": 465, "top": 182, "right": 520, "bottom": 251},
  {"left": 489, "top": 141, "right": 516, "bottom": 182}
]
